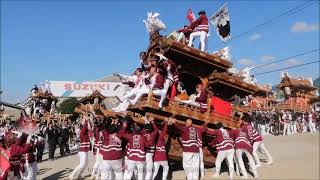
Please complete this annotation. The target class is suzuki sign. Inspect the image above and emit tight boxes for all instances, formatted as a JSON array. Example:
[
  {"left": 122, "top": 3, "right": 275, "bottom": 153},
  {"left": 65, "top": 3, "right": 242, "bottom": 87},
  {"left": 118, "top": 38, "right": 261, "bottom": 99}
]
[{"left": 48, "top": 81, "right": 127, "bottom": 98}]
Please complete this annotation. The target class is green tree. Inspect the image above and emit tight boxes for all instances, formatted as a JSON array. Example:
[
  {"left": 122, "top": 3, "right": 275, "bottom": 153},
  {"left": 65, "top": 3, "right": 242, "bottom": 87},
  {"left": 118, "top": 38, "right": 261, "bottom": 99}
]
[
  {"left": 275, "top": 89, "right": 284, "bottom": 99},
  {"left": 58, "top": 97, "right": 79, "bottom": 114}
]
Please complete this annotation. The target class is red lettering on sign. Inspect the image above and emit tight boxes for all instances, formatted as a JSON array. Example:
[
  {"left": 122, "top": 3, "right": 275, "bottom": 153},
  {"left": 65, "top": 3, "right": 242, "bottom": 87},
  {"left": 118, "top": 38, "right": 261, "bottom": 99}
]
[
  {"left": 64, "top": 84, "right": 72, "bottom": 90},
  {"left": 74, "top": 84, "right": 81, "bottom": 90},
  {"left": 82, "top": 84, "right": 89, "bottom": 90},
  {"left": 99, "top": 84, "right": 106, "bottom": 90},
  {"left": 63, "top": 83, "right": 111, "bottom": 91},
  {"left": 91, "top": 84, "right": 98, "bottom": 90}
]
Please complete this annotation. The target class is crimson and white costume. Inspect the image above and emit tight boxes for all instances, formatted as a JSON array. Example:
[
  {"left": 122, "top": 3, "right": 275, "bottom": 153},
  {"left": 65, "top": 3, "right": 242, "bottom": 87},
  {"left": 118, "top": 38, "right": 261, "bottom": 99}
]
[
  {"left": 156, "top": 60, "right": 177, "bottom": 108},
  {"left": 207, "top": 128, "right": 235, "bottom": 179},
  {"left": 143, "top": 122, "right": 158, "bottom": 180},
  {"left": 242, "top": 123, "right": 273, "bottom": 167},
  {"left": 8, "top": 135, "right": 33, "bottom": 180},
  {"left": 130, "top": 72, "right": 165, "bottom": 106},
  {"left": 229, "top": 129, "right": 258, "bottom": 178},
  {"left": 174, "top": 124, "right": 206, "bottom": 180},
  {"left": 282, "top": 113, "right": 292, "bottom": 135},
  {"left": 91, "top": 127, "right": 103, "bottom": 179},
  {"left": 188, "top": 14, "right": 209, "bottom": 51},
  {"left": 123, "top": 133, "right": 150, "bottom": 180},
  {"left": 152, "top": 123, "right": 169, "bottom": 180},
  {"left": 177, "top": 27, "right": 192, "bottom": 44},
  {"left": 22, "top": 140, "right": 38, "bottom": 180},
  {"left": 197, "top": 125, "right": 207, "bottom": 178},
  {"left": 180, "top": 90, "right": 207, "bottom": 113},
  {"left": 113, "top": 74, "right": 144, "bottom": 112},
  {"left": 69, "top": 123, "right": 90, "bottom": 179},
  {"left": 100, "top": 129, "right": 124, "bottom": 180},
  {"left": 121, "top": 75, "right": 144, "bottom": 101}
]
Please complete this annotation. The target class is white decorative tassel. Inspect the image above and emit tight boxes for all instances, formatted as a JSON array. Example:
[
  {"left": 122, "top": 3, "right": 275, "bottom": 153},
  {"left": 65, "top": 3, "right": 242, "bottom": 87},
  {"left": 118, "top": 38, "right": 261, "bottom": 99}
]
[{"left": 143, "top": 12, "right": 166, "bottom": 33}]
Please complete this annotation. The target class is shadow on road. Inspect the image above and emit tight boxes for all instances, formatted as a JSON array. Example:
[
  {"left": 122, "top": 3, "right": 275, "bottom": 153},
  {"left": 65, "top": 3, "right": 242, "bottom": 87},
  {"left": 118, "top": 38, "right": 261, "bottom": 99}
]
[{"left": 42, "top": 168, "right": 73, "bottom": 180}]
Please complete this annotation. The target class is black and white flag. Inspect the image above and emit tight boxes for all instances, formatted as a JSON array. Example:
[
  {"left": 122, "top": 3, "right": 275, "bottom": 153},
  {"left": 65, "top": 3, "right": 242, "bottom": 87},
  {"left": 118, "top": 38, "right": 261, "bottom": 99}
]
[{"left": 210, "top": 3, "right": 231, "bottom": 42}]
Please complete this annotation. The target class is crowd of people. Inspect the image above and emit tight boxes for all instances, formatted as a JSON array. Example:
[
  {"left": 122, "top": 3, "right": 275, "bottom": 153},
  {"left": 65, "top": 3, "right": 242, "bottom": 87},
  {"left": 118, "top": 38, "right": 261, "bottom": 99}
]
[
  {"left": 65, "top": 114, "right": 275, "bottom": 180},
  {"left": 0, "top": 9, "right": 318, "bottom": 180},
  {"left": 1, "top": 122, "right": 40, "bottom": 180},
  {"left": 111, "top": 10, "right": 214, "bottom": 113},
  {"left": 112, "top": 49, "right": 209, "bottom": 114},
  {"left": 1, "top": 107, "right": 318, "bottom": 180},
  {"left": 0, "top": 118, "right": 80, "bottom": 180},
  {"left": 1, "top": 114, "right": 272, "bottom": 180},
  {"left": 246, "top": 108, "right": 319, "bottom": 136}
]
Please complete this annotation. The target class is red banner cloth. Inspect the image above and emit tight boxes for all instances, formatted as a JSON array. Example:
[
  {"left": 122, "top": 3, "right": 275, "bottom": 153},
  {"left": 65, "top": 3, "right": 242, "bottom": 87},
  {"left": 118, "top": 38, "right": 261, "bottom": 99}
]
[
  {"left": 211, "top": 96, "right": 232, "bottom": 116},
  {"left": 0, "top": 147, "right": 10, "bottom": 180},
  {"left": 186, "top": 8, "right": 196, "bottom": 24},
  {"left": 168, "top": 83, "right": 177, "bottom": 100}
]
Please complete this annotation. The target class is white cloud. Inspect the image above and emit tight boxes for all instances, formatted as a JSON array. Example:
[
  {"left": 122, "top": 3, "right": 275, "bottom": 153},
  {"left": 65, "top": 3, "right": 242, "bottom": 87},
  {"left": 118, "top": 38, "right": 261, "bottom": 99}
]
[
  {"left": 285, "top": 58, "right": 300, "bottom": 66},
  {"left": 291, "top": 22, "right": 319, "bottom": 32},
  {"left": 260, "top": 63, "right": 277, "bottom": 71},
  {"left": 238, "top": 58, "right": 255, "bottom": 66},
  {"left": 249, "top": 33, "right": 262, "bottom": 41},
  {"left": 260, "top": 55, "right": 275, "bottom": 63}
]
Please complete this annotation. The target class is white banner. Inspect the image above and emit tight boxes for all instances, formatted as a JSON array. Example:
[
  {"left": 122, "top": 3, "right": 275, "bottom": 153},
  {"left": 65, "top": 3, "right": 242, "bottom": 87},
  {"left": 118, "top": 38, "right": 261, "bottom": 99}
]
[
  {"left": 48, "top": 81, "right": 127, "bottom": 98},
  {"left": 210, "top": 3, "right": 231, "bottom": 42},
  {"left": 212, "top": 46, "right": 231, "bottom": 61}
]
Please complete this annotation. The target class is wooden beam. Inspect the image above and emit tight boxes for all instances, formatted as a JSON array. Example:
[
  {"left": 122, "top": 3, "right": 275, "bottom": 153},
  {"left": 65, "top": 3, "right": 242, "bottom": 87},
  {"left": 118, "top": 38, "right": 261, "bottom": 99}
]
[{"left": 144, "top": 112, "right": 219, "bottom": 131}]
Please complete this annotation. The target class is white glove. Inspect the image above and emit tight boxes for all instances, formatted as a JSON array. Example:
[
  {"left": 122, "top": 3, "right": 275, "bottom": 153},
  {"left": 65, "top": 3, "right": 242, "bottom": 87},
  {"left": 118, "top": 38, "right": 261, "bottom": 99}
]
[
  {"left": 143, "top": 116, "right": 149, "bottom": 124},
  {"left": 26, "top": 135, "right": 32, "bottom": 144},
  {"left": 155, "top": 53, "right": 168, "bottom": 61}
]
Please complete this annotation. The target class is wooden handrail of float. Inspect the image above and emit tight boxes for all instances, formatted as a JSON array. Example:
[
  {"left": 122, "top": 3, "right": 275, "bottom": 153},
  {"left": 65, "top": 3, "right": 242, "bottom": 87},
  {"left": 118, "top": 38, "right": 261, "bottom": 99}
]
[
  {"left": 145, "top": 112, "right": 212, "bottom": 130},
  {"left": 141, "top": 96, "right": 241, "bottom": 129}
]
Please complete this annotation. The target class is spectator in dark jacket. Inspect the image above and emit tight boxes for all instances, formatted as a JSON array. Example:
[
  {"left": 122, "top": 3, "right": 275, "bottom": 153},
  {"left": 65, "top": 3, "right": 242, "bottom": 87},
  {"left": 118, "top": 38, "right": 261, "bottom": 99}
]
[
  {"left": 36, "top": 136, "right": 45, "bottom": 162},
  {"left": 60, "top": 121, "right": 70, "bottom": 156},
  {"left": 47, "top": 123, "right": 59, "bottom": 160}
]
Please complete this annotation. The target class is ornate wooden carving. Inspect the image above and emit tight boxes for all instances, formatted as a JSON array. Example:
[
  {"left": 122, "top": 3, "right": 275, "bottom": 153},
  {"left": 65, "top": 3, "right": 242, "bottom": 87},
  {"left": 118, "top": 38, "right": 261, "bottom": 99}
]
[{"left": 129, "top": 96, "right": 242, "bottom": 129}]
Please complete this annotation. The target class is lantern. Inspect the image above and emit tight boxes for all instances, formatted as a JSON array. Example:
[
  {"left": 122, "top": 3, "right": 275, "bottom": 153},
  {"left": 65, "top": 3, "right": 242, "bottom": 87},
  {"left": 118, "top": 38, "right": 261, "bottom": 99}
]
[{"left": 284, "top": 87, "right": 291, "bottom": 95}]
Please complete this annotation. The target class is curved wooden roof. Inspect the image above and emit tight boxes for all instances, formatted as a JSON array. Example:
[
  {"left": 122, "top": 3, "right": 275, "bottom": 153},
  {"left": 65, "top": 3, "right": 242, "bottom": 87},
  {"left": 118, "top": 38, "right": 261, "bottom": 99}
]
[
  {"left": 277, "top": 76, "right": 316, "bottom": 91},
  {"left": 32, "top": 92, "right": 58, "bottom": 101},
  {"left": 309, "top": 96, "right": 320, "bottom": 104},
  {"left": 208, "top": 72, "right": 258, "bottom": 99},
  {"left": 79, "top": 90, "right": 106, "bottom": 104},
  {"left": 158, "top": 37, "right": 232, "bottom": 77},
  {"left": 254, "top": 84, "right": 272, "bottom": 97}
]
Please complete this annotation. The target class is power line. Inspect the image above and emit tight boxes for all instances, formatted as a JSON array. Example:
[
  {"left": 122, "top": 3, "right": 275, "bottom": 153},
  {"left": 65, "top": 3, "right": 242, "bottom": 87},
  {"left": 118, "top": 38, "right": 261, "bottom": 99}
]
[
  {"left": 212, "top": 1, "right": 313, "bottom": 49},
  {"left": 252, "top": 48, "right": 320, "bottom": 70},
  {"left": 253, "top": 60, "right": 320, "bottom": 76}
]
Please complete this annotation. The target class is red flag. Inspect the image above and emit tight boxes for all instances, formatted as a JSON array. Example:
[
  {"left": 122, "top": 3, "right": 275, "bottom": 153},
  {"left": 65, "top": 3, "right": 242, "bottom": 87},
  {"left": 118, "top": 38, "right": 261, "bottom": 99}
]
[
  {"left": 211, "top": 96, "right": 232, "bottom": 116},
  {"left": 0, "top": 147, "right": 10, "bottom": 180},
  {"left": 186, "top": 9, "right": 195, "bottom": 24},
  {"left": 167, "top": 83, "right": 177, "bottom": 100}
]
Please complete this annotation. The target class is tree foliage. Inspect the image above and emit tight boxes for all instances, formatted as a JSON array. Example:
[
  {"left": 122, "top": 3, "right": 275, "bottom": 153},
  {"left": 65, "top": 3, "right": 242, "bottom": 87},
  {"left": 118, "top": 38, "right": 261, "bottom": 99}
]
[
  {"left": 274, "top": 89, "right": 285, "bottom": 99},
  {"left": 58, "top": 97, "right": 79, "bottom": 114}
]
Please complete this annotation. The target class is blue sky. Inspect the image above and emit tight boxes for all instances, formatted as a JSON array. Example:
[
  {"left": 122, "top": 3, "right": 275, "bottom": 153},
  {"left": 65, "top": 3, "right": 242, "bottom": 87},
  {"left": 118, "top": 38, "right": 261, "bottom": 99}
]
[{"left": 1, "top": 0, "right": 319, "bottom": 102}]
